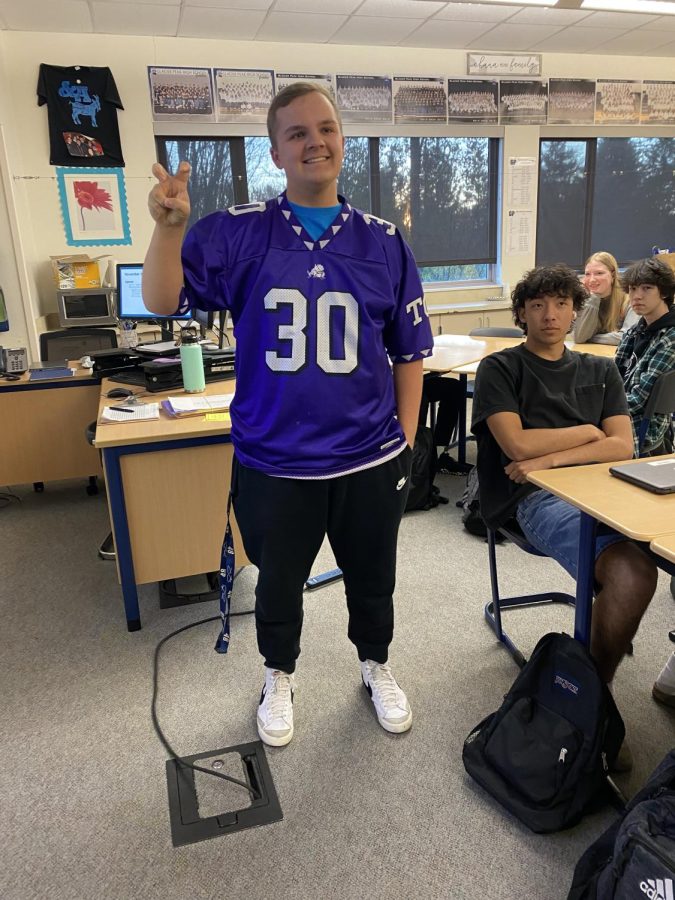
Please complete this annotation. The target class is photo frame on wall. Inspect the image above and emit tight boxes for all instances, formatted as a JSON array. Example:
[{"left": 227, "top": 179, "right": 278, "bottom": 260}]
[{"left": 56, "top": 167, "right": 131, "bottom": 247}]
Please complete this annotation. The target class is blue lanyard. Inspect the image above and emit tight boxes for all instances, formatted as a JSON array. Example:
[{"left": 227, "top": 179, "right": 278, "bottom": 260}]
[{"left": 214, "top": 492, "right": 234, "bottom": 654}]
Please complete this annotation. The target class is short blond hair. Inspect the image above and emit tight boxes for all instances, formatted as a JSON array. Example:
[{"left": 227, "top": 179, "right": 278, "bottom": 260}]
[{"left": 267, "top": 82, "right": 342, "bottom": 149}]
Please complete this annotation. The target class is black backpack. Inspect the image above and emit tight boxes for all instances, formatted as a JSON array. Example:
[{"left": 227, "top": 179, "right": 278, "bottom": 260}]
[
  {"left": 459, "top": 466, "right": 488, "bottom": 536},
  {"left": 568, "top": 749, "right": 675, "bottom": 900},
  {"left": 405, "top": 426, "right": 448, "bottom": 512},
  {"left": 462, "top": 632, "right": 625, "bottom": 834}
]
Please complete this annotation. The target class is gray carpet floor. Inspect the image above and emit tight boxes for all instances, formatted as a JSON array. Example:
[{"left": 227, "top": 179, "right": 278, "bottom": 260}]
[{"left": 1, "top": 461, "right": 673, "bottom": 900}]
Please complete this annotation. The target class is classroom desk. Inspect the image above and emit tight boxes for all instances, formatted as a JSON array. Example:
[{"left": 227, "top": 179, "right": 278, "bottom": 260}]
[
  {"left": 94, "top": 379, "right": 248, "bottom": 631},
  {"left": 0, "top": 362, "right": 102, "bottom": 487},
  {"left": 650, "top": 533, "right": 675, "bottom": 566},
  {"left": 528, "top": 455, "right": 675, "bottom": 646},
  {"left": 423, "top": 335, "right": 488, "bottom": 372},
  {"left": 447, "top": 339, "right": 618, "bottom": 467}
]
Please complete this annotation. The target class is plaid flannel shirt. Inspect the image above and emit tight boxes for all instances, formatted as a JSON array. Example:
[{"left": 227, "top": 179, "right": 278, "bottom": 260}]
[{"left": 614, "top": 315, "right": 675, "bottom": 455}]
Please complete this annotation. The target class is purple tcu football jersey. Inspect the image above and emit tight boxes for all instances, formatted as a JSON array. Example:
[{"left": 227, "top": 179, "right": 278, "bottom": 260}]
[{"left": 179, "top": 193, "right": 433, "bottom": 478}]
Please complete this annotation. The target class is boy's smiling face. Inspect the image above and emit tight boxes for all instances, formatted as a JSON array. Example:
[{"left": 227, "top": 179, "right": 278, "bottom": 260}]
[{"left": 270, "top": 91, "right": 344, "bottom": 206}]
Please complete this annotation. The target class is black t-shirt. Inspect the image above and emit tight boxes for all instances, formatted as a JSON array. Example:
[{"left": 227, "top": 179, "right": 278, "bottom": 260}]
[
  {"left": 471, "top": 345, "right": 629, "bottom": 529},
  {"left": 37, "top": 64, "right": 124, "bottom": 167}
]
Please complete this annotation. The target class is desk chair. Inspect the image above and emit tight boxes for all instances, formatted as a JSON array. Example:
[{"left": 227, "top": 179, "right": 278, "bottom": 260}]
[
  {"left": 40, "top": 328, "right": 117, "bottom": 363},
  {"left": 442, "top": 328, "right": 525, "bottom": 469},
  {"left": 485, "top": 521, "right": 576, "bottom": 668},
  {"left": 85, "top": 420, "right": 115, "bottom": 561},
  {"left": 637, "top": 370, "right": 675, "bottom": 456}
]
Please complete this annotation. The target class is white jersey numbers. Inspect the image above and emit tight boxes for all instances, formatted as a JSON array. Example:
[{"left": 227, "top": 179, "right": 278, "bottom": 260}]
[
  {"left": 264, "top": 288, "right": 359, "bottom": 375},
  {"left": 264, "top": 289, "right": 307, "bottom": 373}
]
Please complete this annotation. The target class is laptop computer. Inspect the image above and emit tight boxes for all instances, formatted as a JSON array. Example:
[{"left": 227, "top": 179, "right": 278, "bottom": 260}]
[{"left": 609, "top": 458, "right": 675, "bottom": 494}]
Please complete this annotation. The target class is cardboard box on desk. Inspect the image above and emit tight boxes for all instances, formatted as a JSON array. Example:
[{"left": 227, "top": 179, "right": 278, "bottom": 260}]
[{"left": 50, "top": 254, "right": 111, "bottom": 290}]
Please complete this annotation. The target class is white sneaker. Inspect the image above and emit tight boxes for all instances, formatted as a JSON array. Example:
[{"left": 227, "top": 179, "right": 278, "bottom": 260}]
[
  {"left": 257, "top": 668, "right": 295, "bottom": 747},
  {"left": 360, "top": 659, "right": 412, "bottom": 733}
]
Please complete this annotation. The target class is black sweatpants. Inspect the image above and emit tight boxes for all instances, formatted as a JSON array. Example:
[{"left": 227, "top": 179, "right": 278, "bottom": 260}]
[{"left": 231, "top": 448, "right": 412, "bottom": 673}]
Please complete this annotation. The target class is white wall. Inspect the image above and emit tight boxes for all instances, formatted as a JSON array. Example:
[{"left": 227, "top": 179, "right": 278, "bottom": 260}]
[{"left": 0, "top": 28, "right": 673, "bottom": 344}]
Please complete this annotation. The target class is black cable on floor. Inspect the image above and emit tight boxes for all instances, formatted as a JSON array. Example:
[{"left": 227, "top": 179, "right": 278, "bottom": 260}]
[{"left": 151, "top": 593, "right": 259, "bottom": 800}]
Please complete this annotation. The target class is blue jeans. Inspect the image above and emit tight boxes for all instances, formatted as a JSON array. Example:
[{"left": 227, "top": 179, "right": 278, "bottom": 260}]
[{"left": 515, "top": 489, "right": 629, "bottom": 581}]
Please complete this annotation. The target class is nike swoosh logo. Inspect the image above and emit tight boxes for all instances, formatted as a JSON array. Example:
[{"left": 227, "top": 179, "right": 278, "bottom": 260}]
[{"left": 396, "top": 476, "right": 408, "bottom": 491}]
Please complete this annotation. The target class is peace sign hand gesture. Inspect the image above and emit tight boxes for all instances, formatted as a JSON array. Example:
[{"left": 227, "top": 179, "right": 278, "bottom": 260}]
[{"left": 148, "top": 161, "right": 191, "bottom": 227}]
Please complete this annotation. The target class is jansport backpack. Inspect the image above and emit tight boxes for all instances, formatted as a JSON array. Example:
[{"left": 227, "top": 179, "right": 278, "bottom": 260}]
[
  {"left": 567, "top": 749, "right": 675, "bottom": 900},
  {"left": 462, "top": 632, "right": 625, "bottom": 834}
]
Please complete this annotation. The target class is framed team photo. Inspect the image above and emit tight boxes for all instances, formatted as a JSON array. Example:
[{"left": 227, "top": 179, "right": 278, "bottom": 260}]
[
  {"left": 214, "top": 68, "right": 275, "bottom": 123},
  {"left": 56, "top": 167, "right": 131, "bottom": 247},
  {"left": 447, "top": 78, "right": 498, "bottom": 124},
  {"left": 393, "top": 76, "right": 446, "bottom": 125},
  {"left": 275, "top": 73, "right": 334, "bottom": 96},
  {"left": 147, "top": 66, "right": 215, "bottom": 122},
  {"left": 336, "top": 74, "right": 392, "bottom": 124}
]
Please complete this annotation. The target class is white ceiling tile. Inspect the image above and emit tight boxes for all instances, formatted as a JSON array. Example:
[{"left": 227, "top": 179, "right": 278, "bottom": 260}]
[
  {"left": 642, "top": 38, "right": 675, "bottom": 55},
  {"left": 434, "top": 2, "right": 520, "bottom": 24},
  {"left": 639, "top": 14, "right": 675, "bottom": 31},
  {"left": 468, "top": 22, "right": 564, "bottom": 51},
  {"left": 506, "top": 7, "right": 594, "bottom": 26},
  {"left": 539, "top": 25, "right": 625, "bottom": 53},
  {"left": 182, "top": 0, "right": 269, "bottom": 6},
  {"left": 274, "top": 0, "right": 361, "bottom": 13},
  {"left": 329, "top": 14, "right": 424, "bottom": 43},
  {"left": 1, "top": 0, "right": 92, "bottom": 32},
  {"left": 95, "top": 0, "right": 180, "bottom": 5},
  {"left": 399, "top": 17, "right": 492, "bottom": 47},
  {"left": 579, "top": 10, "right": 657, "bottom": 30},
  {"left": 356, "top": 0, "right": 445, "bottom": 19},
  {"left": 589, "top": 29, "right": 675, "bottom": 54},
  {"left": 92, "top": 2, "right": 179, "bottom": 34},
  {"left": 256, "top": 10, "right": 348, "bottom": 42},
  {"left": 178, "top": 5, "right": 268, "bottom": 38},
  {"left": 535, "top": 25, "right": 629, "bottom": 52}
]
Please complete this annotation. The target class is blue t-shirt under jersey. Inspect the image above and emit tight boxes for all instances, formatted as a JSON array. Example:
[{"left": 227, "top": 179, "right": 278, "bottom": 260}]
[{"left": 288, "top": 201, "right": 341, "bottom": 241}]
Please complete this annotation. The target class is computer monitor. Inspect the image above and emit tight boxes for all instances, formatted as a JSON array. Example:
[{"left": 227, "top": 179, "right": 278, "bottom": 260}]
[{"left": 116, "top": 263, "right": 191, "bottom": 323}]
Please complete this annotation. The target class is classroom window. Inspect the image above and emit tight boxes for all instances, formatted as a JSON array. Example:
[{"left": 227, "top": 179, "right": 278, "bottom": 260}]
[
  {"left": 536, "top": 140, "right": 588, "bottom": 268},
  {"left": 537, "top": 137, "right": 675, "bottom": 267},
  {"left": 156, "top": 134, "right": 498, "bottom": 284},
  {"left": 244, "top": 137, "right": 286, "bottom": 201},
  {"left": 378, "top": 137, "right": 497, "bottom": 277}
]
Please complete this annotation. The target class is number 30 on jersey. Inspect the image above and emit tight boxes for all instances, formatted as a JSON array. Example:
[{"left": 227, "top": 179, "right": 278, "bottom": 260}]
[{"left": 264, "top": 288, "right": 359, "bottom": 375}]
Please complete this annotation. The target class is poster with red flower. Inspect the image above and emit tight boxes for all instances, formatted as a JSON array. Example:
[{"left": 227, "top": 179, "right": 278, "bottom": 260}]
[{"left": 56, "top": 167, "right": 131, "bottom": 246}]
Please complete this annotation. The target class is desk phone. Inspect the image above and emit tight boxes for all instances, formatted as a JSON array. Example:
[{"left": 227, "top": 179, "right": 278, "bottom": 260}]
[{"left": 1, "top": 346, "right": 28, "bottom": 373}]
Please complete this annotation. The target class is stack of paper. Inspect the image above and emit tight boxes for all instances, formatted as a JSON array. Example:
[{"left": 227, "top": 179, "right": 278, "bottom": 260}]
[
  {"left": 163, "top": 393, "right": 234, "bottom": 417},
  {"left": 100, "top": 403, "right": 160, "bottom": 423}
]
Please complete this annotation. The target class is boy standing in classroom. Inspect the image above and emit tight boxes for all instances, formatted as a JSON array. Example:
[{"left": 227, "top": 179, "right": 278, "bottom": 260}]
[{"left": 142, "top": 82, "right": 433, "bottom": 747}]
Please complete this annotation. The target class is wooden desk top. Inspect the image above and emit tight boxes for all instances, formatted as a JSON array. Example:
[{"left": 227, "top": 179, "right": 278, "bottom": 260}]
[
  {"left": 424, "top": 337, "right": 487, "bottom": 372},
  {"left": 3, "top": 360, "right": 97, "bottom": 386},
  {"left": 650, "top": 533, "right": 675, "bottom": 565},
  {"left": 426, "top": 336, "right": 616, "bottom": 375},
  {"left": 94, "top": 378, "right": 234, "bottom": 449},
  {"left": 528, "top": 455, "right": 675, "bottom": 542}
]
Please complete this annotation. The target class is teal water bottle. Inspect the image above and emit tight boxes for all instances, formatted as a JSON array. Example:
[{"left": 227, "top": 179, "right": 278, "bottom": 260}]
[{"left": 180, "top": 329, "right": 205, "bottom": 393}]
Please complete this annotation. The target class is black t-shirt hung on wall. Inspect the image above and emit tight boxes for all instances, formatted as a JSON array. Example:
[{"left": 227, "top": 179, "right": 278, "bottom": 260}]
[{"left": 37, "top": 64, "right": 125, "bottom": 167}]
